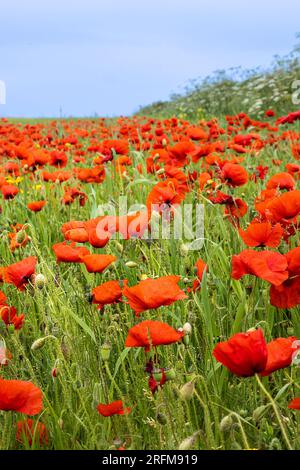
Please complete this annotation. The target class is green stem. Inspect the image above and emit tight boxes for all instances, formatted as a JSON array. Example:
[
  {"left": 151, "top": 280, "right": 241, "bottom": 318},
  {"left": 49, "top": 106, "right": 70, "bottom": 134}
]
[{"left": 255, "top": 374, "right": 292, "bottom": 450}]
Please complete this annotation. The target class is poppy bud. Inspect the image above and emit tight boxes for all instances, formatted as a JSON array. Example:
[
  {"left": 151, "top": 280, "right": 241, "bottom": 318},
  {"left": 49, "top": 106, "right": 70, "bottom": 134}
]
[
  {"left": 92, "top": 383, "right": 102, "bottom": 408},
  {"left": 219, "top": 414, "right": 233, "bottom": 433},
  {"left": 180, "top": 243, "right": 189, "bottom": 257},
  {"left": 51, "top": 367, "right": 58, "bottom": 378},
  {"left": 179, "top": 381, "right": 195, "bottom": 401},
  {"left": 125, "top": 261, "right": 138, "bottom": 268},
  {"left": 292, "top": 349, "right": 300, "bottom": 366},
  {"left": 182, "top": 322, "right": 192, "bottom": 335},
  {"left": 34, "top": 273, "right": 46, "bottom": 289},
  {"left": 31, "top": 337, "right": 47, "bottom": 351},
  {"left": 100, "top": 342, "right": 111, "bottom": 362},
  {"left": 231, "top": 441, "right": 242, "bottom": 450},
  {"left": 16, "top": 230, "right": 26, "bottom": 244},
  {"left": 182, "top": 277, "right": 190, "bottom": 284},
  {"left": 156, "top": 168, "right": 165, "bottom": 176},
  {"left": 114, "top": 241, "right": 123, "bottom": 253},
  {"left": 58, "top": 418, "right": 64, "bottom": 429},
  {"left": 269, "top": 438, "right": 282, "bottom": 450},
  {"left": 156, "top": 412, "right": 167, "bottom": 425},
  {"left": 161, "top": 138, "right": 167, "bottom": 147},
  {"left": 183, "top": 335, "right": 190, "bottom": 346},
  {"left": 61, "top": 339, "right": 70, "bottom": 360},
  {"left": 31, "top": 335, "right": 56, "bottom": 351},
  {"left": 252, "top": 404, "right": 269, "bottom": 423},
  {"left": 178, "top": 432, "right": 199, "bottom": 450}
]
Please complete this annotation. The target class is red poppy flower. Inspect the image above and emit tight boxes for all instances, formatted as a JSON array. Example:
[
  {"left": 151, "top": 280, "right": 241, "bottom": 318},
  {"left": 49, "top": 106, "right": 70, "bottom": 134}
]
[
  {"left": 220, "top": 163, "right": 248, "bottom": 187},
  {"left": 92, "top": 280, "right": 124, "bottom": 309},
  {"left": 1, "top": 184, "right": 19, "bottom": 200},
  {"left": 64, "top": 228, "right": 89, "bottom": 243},
  {"left": 2, "top": 256, "right": 37, "bottom": 290},
  {"left": 122, "top": 275, "right": 187, "bottom": 315},
  {"left": 97, "top": 400, "right": 131, "bottom": 417},
  {"left": 270, "top": 246, "right": 300, "bottom": 308},
  {"left": 270, "top": 275, "right": 300, "bottom": 309},
  {"left": 16, "top": 419, "right": 48, "bottom": 446},
  {"left": 288, "top": 398, "right": 300, "bottom": 410},
  {"left": 52, "top": 242, "right": 90, "bottom": 263},
  {"left": 193, "top": 258, "right": 208, "bottom": 291},
  {"left": 0, "top": 379, "right": 43, "bottom": 415},
  {"left": 125, "top": 320, "right": 184, "bottom": 351},
  {"left": 238, "top": 222, "right": 283, "bottom": 248},
  {"left": 260, "top": 337, "right": 300, "bottom": 376},
  {"left": 266, "top": 190, "right": 300, "bottom": 223},
  {"left": 225, "top": 198, "right": 248, "bottom": 221},
  {"left": 27, "top": 201, "right": 46, "bottom": 212},
  {"left": 146, "top": 179, "right": 186, "bottom": 214},
  {"left": 213, "top": 329, "right": 268, "bottom": 377},
  {"left": 80, "top": 254, "right": 116, "bottom": 273},
  {"left": 266, "top": 172, "right": 295, "bottom": 191},
  {"left": 231, "top": 250, "right": 288, "bottom": 286},
  {"left": 1, "top": 305, "right": 25, "bottom": 330}
]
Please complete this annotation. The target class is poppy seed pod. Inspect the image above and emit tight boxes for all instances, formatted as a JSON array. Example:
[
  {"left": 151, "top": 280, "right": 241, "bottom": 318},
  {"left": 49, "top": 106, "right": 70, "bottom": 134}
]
[
  {"left": 179, "top": 381, "right": 195, "bottom": 401},
  {"left": 100, "top": 342, "right": 111, "bottom": 362}
]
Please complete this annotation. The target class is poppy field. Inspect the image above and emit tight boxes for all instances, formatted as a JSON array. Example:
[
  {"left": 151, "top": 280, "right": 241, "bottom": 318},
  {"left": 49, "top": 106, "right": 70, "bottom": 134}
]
[{"left": 1, "top": 110, "right": 300, "bottom": 450}]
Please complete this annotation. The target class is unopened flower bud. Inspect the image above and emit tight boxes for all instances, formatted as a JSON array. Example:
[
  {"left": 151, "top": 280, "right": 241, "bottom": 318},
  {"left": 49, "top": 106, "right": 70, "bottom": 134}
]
[
  {"left": 269, "top": 438, "right": 282, "bottom": 450},
  {"left": 100, "top": 342, "right": 111, "bottom": 362},
  {"left": 16, "top": 230, "right": 26, "bottom": 244},
  {"left": 179, "top": 381, "right": 195, "bottom": 401},
  {"left": 125, "top": 261, "right": 138, "bottom": 268},
  {"left": 31, "top": 335, "right": 56, "bottom": 351},
  {"left": 252, "top": 404, "right": 269, "bottom": 423},
  {"left": 219, "top": 414, "right": 233, "bottom": 433},
  {"left": 34, "top": 273, "right": 46, "bottom": 289},
  {"left": 180, "top": 244, "right": 189, "bottom": 257},
  {"left": 156, "top": 412, "right": 167, "bottom": 425},
  {"left": 156, "top": 168, "right": 165, "bottom": 176},
  {"left": 178, "top": 432, "right": 199, "bottom": 450},
  {"left": 164, "top": 368, "right": 176, "bottom": 381},
  {"left": 114, "top": 241, "right": 123, "bottom": 253},
  {"left": 161, "top": 138, "right": 167, "bottom": 147},
  {"left": 182, "top": 322, "right": 192, "bottom": 335}
]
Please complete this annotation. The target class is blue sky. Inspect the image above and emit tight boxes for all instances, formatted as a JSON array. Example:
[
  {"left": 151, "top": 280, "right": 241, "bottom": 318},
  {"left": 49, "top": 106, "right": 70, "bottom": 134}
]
[{"left": 0, "top": 0, "right": 299, "bottom": 117}]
